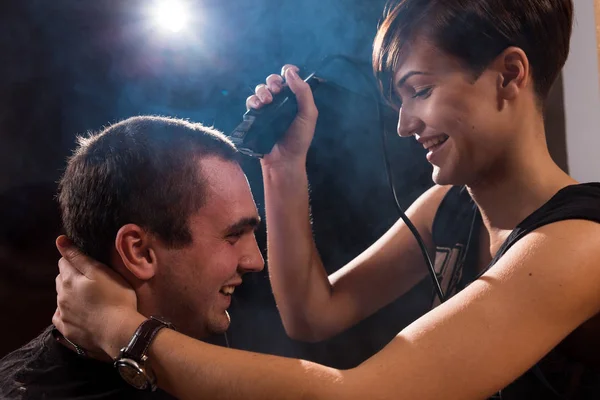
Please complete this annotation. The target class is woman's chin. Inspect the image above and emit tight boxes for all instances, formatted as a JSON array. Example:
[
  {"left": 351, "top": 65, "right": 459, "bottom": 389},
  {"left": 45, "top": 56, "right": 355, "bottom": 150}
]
[
  {"left": 431, "top": 166, "right": 451, "bottom": 186},
  {"left": 432, "top": 165, "right": 469, "bottom": 187}
]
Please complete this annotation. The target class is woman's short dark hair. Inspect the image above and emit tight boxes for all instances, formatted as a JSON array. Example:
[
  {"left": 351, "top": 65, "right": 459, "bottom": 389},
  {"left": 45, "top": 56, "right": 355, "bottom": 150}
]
[
  {"left": 58, "top": 116, "right": 239, "bottom": 265},
  {"left": 373, "top": 0, "right": 573, "bottom": 106}
]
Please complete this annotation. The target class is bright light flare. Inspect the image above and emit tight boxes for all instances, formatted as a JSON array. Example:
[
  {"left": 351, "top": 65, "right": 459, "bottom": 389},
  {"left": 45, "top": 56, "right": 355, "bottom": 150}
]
[{"left": 153, "top": 1, "right": 189, "bottom": 33}]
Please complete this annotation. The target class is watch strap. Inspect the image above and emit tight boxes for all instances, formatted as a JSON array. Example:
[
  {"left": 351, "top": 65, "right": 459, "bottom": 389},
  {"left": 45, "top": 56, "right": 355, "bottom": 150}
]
[{"left": 121, "top": 316, "right": 173, "bottom": 362}]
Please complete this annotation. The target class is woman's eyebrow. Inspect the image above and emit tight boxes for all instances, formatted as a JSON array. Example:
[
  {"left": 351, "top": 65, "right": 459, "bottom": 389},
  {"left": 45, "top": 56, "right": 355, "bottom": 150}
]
[{"left": 395, "top": 71, "right": 432, "bottom": 89}]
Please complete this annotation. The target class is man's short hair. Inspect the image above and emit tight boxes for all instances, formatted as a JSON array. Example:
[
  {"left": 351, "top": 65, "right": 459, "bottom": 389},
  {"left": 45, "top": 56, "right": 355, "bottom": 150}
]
[
  {"left": 58, "top": 116, "right": 239, "bottom": 265},
  {"left": 373, "top": 0, "right": 573, "bottom": 107}
]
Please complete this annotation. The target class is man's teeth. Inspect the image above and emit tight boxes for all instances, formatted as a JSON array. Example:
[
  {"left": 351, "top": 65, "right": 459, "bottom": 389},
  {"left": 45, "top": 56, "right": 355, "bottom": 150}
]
[
  {"left": 220, "top": 286, "right": 235, "bottom": 295},
  {"left": 424, "top": 135, "right": 449, "bottom": 150}
]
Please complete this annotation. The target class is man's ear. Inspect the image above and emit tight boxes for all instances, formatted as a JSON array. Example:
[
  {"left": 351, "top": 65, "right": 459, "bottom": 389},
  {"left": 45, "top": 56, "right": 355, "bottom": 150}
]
[
  {"left": 114, "top": 224, "right": 158, "bottom": 281},
  {"left": 493, "top": 46, "right": 530, "bottom": 101}
]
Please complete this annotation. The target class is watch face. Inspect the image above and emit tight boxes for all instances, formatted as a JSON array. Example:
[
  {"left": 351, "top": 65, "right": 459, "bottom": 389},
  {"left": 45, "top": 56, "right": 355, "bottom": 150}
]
[{"left": 116, "top": 361, "right": 149, "bottom": 390}]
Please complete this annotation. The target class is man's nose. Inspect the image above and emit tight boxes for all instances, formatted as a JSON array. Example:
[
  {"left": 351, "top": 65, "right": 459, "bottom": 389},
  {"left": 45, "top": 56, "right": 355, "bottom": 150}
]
[
  {"left": 238, "top": 238, "right": 265, "bottom": 273},
  {"left": 397, "top": 107, "right": 424, "bottom": 138}
]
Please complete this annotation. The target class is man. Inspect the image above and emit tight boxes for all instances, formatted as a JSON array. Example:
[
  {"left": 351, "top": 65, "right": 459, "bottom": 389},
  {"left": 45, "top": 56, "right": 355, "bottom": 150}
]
[{"left": 0, "top": 115, "right": 264, "bottom": 399}]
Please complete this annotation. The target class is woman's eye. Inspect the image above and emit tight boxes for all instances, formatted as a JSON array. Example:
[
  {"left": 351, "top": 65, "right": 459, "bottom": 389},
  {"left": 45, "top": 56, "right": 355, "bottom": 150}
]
[{"left": 412, "top": 87, "right": 433, "bottom": 99}]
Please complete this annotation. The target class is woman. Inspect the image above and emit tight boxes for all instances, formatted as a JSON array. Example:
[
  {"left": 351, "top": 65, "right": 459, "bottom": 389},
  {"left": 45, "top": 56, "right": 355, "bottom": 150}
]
[{"left": 54, "top": 0, "right": 600, "bottom": 398}]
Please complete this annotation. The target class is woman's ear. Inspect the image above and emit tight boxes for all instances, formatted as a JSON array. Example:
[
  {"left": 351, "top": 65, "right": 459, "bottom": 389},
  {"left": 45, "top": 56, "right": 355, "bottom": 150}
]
[
  {"left": 114, "top": 224, "right": 158, "bottom": 281},
  {"left": 494, "top": 46, "right": 531, "bottom": 101}
]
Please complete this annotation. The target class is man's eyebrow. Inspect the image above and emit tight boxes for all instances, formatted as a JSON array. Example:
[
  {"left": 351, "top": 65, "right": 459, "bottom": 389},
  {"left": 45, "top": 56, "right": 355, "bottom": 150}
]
[
  {"left": 395, "top": 71, "right": 431, "bottom": 89},
  {"left": 224, "top": 216, "right": 261, "bottom": 234}
]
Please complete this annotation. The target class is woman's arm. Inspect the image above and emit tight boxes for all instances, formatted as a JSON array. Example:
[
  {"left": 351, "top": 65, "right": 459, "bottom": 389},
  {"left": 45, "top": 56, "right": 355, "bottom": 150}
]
[
  {"left": 54, "top": 219, "right": 600, "bottom": 400},
  {"left": 255, "top": 66, "right": 448, "bottom": 342},
  {"left": 264, "top": 163, "right": 449, "bottom": 341}
]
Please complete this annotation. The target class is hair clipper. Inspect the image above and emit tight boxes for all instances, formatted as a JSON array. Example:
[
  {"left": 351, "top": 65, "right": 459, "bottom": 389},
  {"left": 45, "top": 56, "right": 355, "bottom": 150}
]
[{"left": 229, "top": 71, "right": 322, "bottom": 158}]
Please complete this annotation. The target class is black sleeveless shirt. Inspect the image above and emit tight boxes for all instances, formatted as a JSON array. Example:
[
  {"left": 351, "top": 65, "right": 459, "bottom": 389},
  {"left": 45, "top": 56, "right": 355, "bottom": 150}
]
[{"left": 430, "top": 183, "right": 600, "bottom": 399}]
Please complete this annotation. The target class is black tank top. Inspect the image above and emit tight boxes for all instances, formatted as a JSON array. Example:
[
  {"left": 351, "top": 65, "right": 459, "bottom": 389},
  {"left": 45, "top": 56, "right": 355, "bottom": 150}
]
[{"left": 430, "top": 183, "right": 600, "bottom": 399}]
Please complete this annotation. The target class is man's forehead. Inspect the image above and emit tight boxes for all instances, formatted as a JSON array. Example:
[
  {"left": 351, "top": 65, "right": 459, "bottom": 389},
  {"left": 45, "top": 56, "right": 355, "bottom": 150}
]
[
  {"left": 187, "top": 156, "right": 254, "bottom": 213},
  {"left": 198, "top": 158, "right": 249, "bottom": 195}
]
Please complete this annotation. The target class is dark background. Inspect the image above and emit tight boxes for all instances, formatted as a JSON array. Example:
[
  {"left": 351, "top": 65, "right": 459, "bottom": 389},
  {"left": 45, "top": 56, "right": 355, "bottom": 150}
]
[{"left": 0, "top": 0, "right": 566, "bottom": 367}]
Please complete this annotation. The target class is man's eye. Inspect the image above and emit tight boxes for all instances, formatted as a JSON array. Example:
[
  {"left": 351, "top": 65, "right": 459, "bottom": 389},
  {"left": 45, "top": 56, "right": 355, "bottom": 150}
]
[{"left": 226, "top": 233, "right": 242, "bottom": 244}]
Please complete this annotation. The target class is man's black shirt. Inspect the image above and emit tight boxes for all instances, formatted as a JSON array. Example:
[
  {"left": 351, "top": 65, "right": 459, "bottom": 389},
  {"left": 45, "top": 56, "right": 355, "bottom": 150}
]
[{"left": 0, "top": 326, "right": 176, "bottom": 399}]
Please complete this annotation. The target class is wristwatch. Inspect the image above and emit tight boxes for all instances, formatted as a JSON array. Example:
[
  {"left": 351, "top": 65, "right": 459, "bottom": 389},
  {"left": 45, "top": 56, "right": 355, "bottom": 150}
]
[{"left": 114, "top": 316, "right": 174, "bottom": 391}]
